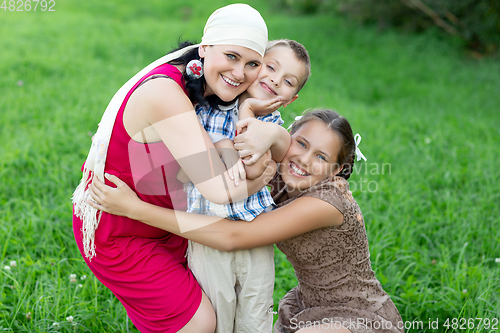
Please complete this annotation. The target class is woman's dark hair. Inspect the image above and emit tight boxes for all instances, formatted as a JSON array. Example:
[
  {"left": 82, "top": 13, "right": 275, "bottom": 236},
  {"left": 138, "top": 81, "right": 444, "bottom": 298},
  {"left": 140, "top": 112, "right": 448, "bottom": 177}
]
[
  {"left": 289, "top": 109, "right": 357, "bottom": 180},
  {"left": 168, "top": 40, "right": 236, "bottom": 109}
]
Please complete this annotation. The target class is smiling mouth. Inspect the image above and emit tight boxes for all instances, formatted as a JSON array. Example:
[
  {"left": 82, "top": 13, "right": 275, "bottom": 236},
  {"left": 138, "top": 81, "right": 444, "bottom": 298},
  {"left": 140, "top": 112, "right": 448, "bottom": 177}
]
[
  {"left": 290, "top": 161, "right": 310, "bottom": 177},
  {"left": 260, "top": 82, "right": 277, "bottom": 95},
  {"left": 221, "top": 75, "right": 241, "bottom": 87}
]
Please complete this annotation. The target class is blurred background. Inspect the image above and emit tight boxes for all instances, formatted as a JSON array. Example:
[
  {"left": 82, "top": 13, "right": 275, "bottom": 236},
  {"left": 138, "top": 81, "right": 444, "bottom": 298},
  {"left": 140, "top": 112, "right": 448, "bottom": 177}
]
[{"left": 1, "top": 0, "right": 499, "bottom": 332}]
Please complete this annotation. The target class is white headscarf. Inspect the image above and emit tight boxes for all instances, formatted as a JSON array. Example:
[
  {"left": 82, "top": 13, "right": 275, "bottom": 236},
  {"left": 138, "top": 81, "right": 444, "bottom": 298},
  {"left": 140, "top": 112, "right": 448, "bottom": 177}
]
[{"left": 73, "top": 4, "right": 268, "bottom": 260}]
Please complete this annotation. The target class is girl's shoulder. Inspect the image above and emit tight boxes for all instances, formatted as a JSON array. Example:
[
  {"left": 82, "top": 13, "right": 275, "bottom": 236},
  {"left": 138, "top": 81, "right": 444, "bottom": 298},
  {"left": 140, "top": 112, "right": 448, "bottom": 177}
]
[{"left": 300, "top": 176, "right": 350, "bottom": 215}]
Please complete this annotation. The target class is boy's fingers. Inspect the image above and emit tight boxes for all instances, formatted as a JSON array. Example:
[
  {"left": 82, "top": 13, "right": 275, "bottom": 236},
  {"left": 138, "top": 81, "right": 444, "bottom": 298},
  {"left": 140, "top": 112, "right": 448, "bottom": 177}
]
[
  {"left": 236, "top": 149, "right": 251, "bottom": 159},
  {"left": 231, "top": 165, "right": 240, "bottom": 186},
  {"left": 241, "top": 153, "right": 259, "bottom": 166},
  {"left": 237, "top": 160, "right": 246, "bottom": 180}
]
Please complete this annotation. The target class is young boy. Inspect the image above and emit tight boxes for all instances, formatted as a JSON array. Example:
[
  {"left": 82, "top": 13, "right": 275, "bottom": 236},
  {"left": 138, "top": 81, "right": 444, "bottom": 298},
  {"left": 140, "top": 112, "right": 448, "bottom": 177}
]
[{"left": 183, "top": 39, "right": 311, "bottom": 333}]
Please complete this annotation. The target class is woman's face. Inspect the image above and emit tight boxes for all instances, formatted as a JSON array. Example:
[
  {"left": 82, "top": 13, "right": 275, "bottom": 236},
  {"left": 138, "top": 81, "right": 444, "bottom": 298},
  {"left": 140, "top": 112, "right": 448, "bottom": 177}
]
[
  {"left": 280, "top": 120, "right": 343, "bottom": 198},
  {"left": 199, "top": 45, "right": 262, "bottom": 102}
]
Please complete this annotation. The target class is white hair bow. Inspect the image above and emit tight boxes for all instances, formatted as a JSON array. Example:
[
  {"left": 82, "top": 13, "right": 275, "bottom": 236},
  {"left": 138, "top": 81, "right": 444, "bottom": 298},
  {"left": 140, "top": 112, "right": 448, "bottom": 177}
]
[
  {"left": 287, "top": 116, "right": 303, "bottom": 131},
  {"left": 354, "top": 133, "right": 367, "bottom": 161}
]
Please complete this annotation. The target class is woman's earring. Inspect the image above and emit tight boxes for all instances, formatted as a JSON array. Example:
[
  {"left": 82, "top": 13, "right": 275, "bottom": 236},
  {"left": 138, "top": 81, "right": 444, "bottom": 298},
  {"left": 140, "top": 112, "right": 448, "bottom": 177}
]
[{"left": 186, "top": 59, "right": 203, "bottom": 79}]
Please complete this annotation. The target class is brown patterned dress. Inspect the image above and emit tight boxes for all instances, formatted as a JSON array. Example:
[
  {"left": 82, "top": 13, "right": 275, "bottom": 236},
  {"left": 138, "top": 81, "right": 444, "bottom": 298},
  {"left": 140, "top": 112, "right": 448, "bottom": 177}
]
[{"left": 270, "top": 174, "right": 404, "bottom": 333}]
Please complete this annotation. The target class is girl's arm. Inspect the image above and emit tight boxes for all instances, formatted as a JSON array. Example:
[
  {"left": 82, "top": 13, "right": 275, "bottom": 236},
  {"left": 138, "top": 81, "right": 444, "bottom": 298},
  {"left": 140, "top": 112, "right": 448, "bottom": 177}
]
[
  {"left": 132, "top": 78, "right": 272, "bottom": 205},
  {"left": 89, "top": 174, "right": 343, "bottom": 251}
]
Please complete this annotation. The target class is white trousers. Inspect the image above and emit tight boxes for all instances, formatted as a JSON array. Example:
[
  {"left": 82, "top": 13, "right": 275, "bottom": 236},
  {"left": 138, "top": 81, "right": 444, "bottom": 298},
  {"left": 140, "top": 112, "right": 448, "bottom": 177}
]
[{"left": 187, "top": 241, "right": 275, "bottom": 333}]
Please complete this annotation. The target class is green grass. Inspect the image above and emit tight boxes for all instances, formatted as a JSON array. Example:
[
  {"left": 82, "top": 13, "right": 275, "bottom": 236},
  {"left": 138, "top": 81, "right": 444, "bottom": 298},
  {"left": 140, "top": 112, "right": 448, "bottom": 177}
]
[{"left": 1, "top": 0, "right": 499, "bottom": 332}]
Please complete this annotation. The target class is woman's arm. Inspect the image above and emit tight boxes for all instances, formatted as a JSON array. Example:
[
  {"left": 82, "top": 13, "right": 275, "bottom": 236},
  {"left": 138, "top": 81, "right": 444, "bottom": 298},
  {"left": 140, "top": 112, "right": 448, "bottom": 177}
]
[
  {"left": 130, "top": 78, "right": 272, "bottom": 205},
  {"left": 89, "top": 174, "right": 343, "bottom": 251}
]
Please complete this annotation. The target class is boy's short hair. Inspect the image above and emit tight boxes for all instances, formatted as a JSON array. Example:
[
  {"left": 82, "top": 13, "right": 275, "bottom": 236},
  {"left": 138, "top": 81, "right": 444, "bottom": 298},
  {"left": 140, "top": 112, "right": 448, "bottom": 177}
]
[{"left": 265, "top": 39, "right": 311, "bottom": 93}]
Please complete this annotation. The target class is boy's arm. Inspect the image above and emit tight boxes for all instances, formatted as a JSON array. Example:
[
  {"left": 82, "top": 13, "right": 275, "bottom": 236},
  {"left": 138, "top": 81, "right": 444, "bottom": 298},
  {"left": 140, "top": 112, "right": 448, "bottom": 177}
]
[
  {"left": 214, "top": 139, "right": 272, "bottom": 181},
  {"left": 243, "top": 149, "right": 272, "bottom": 180},
  {"left": 234, "top": 117, "right": 290, "bottom": 165},
  {"left": 235, "top": 97, "right": 289, "bottom": 164}
]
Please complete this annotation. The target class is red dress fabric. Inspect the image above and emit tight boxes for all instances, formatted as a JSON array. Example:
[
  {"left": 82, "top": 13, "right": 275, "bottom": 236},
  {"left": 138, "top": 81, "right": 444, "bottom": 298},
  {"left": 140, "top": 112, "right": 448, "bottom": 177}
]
[{"left": 73, "top": 64, "right": 202, "bottom": 332}]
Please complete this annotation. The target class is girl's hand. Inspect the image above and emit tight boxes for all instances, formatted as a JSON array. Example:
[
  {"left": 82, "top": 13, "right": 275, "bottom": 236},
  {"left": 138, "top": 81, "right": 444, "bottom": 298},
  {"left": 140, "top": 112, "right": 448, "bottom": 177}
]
[
  {"left": 234, "top": 118, "right": 277, "bottom": 165},
  {"left": 88, "top": 173, "right": 140, "bottom": 218}
]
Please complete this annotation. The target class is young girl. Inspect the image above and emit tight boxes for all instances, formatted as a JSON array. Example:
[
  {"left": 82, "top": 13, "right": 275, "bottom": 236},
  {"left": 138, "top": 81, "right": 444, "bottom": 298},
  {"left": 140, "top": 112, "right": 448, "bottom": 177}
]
[
  {"left": 72, "top": 4, "right": 288, "bottom": 332},
  {"left": 88, "top": 109, "right": 405, "bottom": 333}
]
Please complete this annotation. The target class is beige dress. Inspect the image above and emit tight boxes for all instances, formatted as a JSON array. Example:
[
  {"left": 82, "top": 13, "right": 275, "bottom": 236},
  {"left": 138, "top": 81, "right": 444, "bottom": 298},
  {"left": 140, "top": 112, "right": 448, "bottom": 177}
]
[{"left": 271, "top": 175, "right": 404, "bottom": 333}]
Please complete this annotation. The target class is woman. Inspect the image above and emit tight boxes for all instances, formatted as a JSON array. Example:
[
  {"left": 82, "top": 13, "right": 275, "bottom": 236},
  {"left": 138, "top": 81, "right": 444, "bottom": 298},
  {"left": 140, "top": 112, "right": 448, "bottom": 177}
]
[
  {"left": 88, "top": 110, "right": 405, "bottom": 333},
  {"left": 72, "top": 4, "right": 288, "bottom": 332}
]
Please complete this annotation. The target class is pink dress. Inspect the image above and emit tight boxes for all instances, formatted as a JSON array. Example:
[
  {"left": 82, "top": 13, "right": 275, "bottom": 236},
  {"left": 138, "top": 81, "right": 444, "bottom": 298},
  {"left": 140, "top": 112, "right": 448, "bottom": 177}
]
[{"left": 73, "top": 64, "right": 202, "bottom": 332}]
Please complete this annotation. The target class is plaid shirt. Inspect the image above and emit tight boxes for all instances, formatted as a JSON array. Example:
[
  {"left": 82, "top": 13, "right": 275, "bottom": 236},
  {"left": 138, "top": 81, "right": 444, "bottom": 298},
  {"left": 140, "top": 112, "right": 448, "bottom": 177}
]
[{"left": 185, "top": 101, "right": 284, "bottom": 221}]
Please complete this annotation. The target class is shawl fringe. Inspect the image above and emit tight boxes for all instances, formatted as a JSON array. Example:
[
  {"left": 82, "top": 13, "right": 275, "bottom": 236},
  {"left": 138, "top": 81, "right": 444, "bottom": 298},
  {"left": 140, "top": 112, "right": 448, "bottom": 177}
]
[{"left": 72, "top": 168, "right": 102, "bottom": 261}]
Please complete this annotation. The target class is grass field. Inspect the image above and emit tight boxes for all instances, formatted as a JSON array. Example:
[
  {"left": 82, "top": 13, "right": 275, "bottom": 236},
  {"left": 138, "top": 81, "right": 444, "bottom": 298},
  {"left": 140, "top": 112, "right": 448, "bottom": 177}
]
[{"left": 1, "top": 0, "right": 499, "bottom": 332}]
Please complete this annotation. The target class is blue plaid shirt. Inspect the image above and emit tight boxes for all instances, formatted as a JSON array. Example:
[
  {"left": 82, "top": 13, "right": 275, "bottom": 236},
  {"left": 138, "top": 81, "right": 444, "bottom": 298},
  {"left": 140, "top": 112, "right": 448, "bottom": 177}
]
[{"left": 185, "top": 101, "right": 284, "bottom": 221}]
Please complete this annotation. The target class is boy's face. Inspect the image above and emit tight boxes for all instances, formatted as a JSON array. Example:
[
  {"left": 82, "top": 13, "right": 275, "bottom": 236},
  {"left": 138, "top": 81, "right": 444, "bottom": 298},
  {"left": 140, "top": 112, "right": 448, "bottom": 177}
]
[{"left": 246, "top": 46, "right": 306, "bottom": 107}]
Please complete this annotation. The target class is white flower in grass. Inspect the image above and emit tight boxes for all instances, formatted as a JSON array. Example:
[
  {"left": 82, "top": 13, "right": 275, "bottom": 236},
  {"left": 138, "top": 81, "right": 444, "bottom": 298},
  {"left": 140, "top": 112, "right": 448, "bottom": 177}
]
[
  {"left": 53, "top": 322, "right": 60, "bottom": 328},
  {"left": 495, "top": 258, "right": 500, "bottom": 263},
  {"left": 66, "top": 316, "right": 74, "bottom": 322},
  {"left": 78, "top": 284, "right": 83, "bottom": 288},
  {"left": 9, "top": 261, "right": 17, "bottom": 267},
  {"left": 462, "top": 289, "right": 468, "bottom": 294},
  {"left": 80, "top": 275, "right": 87, "bottom": 280},
  {"left": 69, "top": 274, "right": 77, "bottom": 283},
  {"left": 4, "top": 266, "right": 10, "bottom": 270}
]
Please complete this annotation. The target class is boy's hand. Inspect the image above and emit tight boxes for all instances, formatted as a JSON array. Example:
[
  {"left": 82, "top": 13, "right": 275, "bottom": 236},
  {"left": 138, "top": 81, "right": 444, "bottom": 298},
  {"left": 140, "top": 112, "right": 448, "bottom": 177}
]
[
  {"left": 242, "top": 97, "right": 283, "bottom": 117},
  {"left": 219, "top": 148, "right": 246, "bottom": 185},
  {"left": 214, "top": 139, "right": 246, "bottom": 185},
  {"left": 234, "top": 118, "right": 275, "bottom": 165}
]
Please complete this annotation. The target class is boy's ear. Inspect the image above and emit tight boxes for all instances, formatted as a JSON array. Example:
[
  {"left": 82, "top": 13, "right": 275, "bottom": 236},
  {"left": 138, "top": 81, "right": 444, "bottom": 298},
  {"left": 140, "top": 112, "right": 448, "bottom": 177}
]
[{"left": 282, "top": 94, "right": 298, "bottom": 108}]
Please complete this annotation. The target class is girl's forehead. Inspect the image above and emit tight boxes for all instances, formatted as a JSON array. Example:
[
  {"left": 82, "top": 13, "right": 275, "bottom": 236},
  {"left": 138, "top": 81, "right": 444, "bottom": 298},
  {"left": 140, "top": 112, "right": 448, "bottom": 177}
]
[{"left": 293, "top": 121, "right": 341, "bottom": 159}]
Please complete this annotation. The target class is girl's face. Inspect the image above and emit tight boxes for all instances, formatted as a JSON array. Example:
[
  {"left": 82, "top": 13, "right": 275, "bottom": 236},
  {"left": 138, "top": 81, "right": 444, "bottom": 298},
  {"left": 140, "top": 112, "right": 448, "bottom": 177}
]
[
  {"left": 280, "top": 120, "right": 343, "bottom": 198},
  {"left": 247, "top": 46, "right": 305, "bottom": 106},
  {"left": 199, "top": 45, "right": 262, "bottom": 102}
]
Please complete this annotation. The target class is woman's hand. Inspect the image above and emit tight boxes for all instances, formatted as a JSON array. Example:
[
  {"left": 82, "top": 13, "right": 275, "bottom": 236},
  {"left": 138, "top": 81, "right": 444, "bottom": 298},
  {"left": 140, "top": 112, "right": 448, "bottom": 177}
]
[
  {"left": 88, "top": 173, "right": 140, "bottom": 218},
  {"left": 234, "top": 118, "right": 277, "bottom": 165}
]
